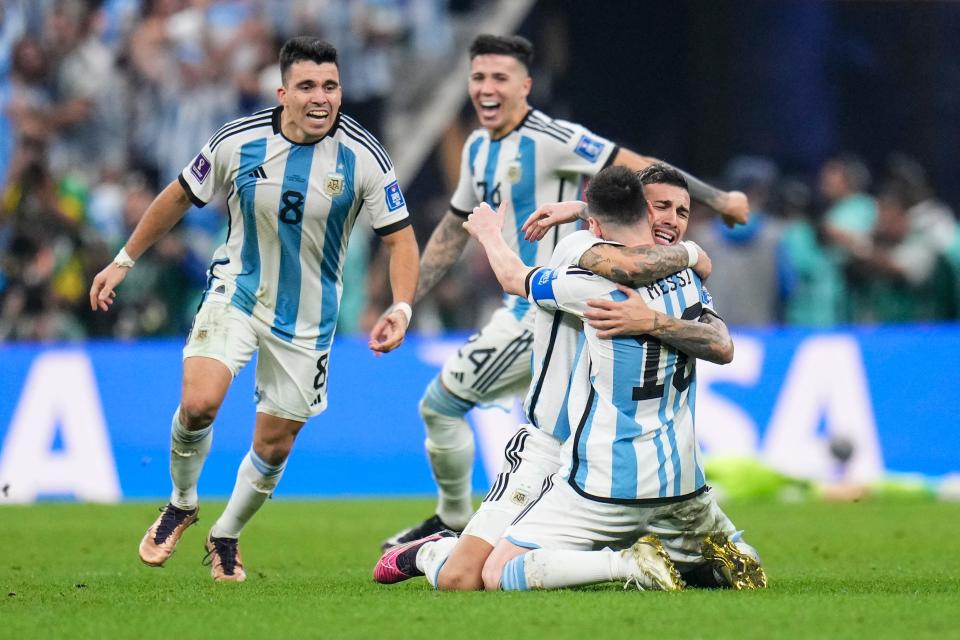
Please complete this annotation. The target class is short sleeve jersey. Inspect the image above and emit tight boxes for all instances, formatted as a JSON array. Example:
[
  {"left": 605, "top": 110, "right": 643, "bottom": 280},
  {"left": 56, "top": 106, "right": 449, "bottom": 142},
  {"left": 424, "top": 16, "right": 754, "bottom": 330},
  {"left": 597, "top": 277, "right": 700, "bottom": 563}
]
[
  {"left": 178, "top": 107, "right": 410, "bottom": 350},
  {"left": 521, "top": 231, "right": 607, "bottom": 441},
  {"left": 528, "top": 264, "right": 718, "bottom": 504},
  {"left": 450, "top": 109, "right": 617, "bottom": 323}
]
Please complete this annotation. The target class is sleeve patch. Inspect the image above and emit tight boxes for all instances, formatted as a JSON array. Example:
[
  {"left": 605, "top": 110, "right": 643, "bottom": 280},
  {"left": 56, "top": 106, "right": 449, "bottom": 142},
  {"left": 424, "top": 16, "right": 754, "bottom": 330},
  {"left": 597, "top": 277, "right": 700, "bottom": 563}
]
[
  {"left": 574, "top": 135, "right": 605, "bottom": 162},
  {"left": 190, "top": 153, "right": 211, "bottom": 183},
  {"left": 530, "top": 268, "right": 556, "bottom": 304},
  {"left": 700, "top": 286, "right": 713, "bottom": 306},
  {"left": 385, "top": 180, "right": 406, "bottom": 212}
]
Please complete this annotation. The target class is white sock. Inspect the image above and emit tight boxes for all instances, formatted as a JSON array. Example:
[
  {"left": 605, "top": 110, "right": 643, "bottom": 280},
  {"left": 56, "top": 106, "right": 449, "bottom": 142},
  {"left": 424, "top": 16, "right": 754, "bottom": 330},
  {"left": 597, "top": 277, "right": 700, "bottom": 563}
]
[
  {"left": 210, "top": 449, "right": 286, "bottom": 539},
  {"left": 417, "top": 536, "right": 459, "bottom": 588},
  {"left": 421, "top": 394, "right": 475, "bottom": 529},
  {"left": 169, "top": 406, "right": 212, "bottom": 510},
  {"left": 500, "top": 549, "right": 624, "bottom": 590}
]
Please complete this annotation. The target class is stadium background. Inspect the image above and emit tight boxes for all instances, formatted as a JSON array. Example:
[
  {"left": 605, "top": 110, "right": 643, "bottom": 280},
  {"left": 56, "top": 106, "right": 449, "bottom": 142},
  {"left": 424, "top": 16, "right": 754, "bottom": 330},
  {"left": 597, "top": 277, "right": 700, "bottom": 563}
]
[{"left": 2, "top": 1, "right": 959, "bottom": 508}]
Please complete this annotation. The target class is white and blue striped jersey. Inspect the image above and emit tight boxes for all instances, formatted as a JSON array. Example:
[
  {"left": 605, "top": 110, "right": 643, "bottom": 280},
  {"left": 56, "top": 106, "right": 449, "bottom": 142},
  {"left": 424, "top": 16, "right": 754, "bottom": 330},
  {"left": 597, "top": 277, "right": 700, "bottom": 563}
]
[
  {"left": 521, "top": 231, "right": 608, "bottom": 440},
  {"left": 178, "top": 106, "right": 410, "bottom": 350},
  {"left": 451, "top": 109, "right": 617, "bottom": 323},
  {"left": 528, "top": 264, "right": 717, "bottom": 504}
]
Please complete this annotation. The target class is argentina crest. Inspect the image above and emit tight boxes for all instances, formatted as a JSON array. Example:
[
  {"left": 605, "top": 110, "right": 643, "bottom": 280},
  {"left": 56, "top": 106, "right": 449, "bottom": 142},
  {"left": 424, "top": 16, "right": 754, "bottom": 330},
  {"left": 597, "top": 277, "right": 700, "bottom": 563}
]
[{"left": 324, "top": 172, "right": 345, "bottom": 197}]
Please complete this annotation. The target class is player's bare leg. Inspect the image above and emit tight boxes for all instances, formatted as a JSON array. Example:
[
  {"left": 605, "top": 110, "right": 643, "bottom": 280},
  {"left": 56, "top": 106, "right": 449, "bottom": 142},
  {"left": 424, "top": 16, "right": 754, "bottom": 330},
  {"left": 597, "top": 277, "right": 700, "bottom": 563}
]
[
  {"left": 139, "top": 356, "right": 231, "bottom": 567},
  {"left": 435, "top": 534, "right": 492, "bottom": 591},
  {"left": 204, "top": 412, "right": 304, "bottom": 582}
]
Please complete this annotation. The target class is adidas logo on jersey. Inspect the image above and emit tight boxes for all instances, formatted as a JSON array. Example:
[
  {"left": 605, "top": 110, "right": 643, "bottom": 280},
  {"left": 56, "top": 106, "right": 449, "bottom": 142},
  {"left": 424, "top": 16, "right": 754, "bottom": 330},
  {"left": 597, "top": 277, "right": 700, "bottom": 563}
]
[{"left": 248, "top": 166, "right": 267, "bottom": 180}]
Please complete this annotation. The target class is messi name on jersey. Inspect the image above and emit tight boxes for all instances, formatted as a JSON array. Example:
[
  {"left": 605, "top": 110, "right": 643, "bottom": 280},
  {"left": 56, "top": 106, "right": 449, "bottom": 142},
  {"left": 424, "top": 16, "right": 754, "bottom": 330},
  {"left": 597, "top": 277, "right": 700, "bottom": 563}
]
[
  {"left": 574, "top": 135, "right": 605, "bottom": 162},
  {"left": 385, "top": 181, "right": 405, "bottom": 212}
]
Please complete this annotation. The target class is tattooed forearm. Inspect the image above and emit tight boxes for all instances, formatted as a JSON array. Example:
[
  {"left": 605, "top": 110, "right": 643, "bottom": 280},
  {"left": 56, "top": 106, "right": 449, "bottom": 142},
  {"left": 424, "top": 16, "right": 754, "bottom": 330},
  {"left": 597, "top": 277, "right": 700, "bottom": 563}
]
[
  {"left": 649, "top": 312, "right": 734, "bottom": 364},
  {"left": 415, "top": 210, "right": 471, "bottom": 303},
  {"left": 579, "top": 244, "right": 689, "bottom": 287}
]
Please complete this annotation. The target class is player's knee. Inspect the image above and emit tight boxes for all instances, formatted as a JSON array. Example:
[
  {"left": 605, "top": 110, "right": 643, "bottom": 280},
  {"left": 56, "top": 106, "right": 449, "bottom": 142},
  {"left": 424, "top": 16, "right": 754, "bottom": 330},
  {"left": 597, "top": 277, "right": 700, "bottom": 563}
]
[
  {"left": 419, "top": 378, "right": 473, "bottom": 423},
  {"left": 436, "top": 558, "right": 485, "bottom": 591},
  {"left": 179, "top": 396, "right": 221, "bottom": 429}
]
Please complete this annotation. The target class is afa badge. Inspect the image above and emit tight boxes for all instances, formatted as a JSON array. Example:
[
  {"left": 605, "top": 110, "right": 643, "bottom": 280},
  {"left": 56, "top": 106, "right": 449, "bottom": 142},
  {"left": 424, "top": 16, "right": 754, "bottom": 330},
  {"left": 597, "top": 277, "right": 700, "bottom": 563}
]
[
  {"left": 324, "top": 172, "right": 345, "bottom": 197},
  {"left": 510, "top": 490, "right": 529, "bottom": 506},
  {"left": 506, "top": 160, "right": 522, "bottom": 184}
]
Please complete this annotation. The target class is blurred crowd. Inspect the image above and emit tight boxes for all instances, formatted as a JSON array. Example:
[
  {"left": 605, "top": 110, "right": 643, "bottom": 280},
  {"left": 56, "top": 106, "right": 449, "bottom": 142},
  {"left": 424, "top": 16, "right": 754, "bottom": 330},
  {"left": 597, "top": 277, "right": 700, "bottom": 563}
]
[
  {"left": 687, "top": 153, "right": 960, "bottom": 327},
  {"left": 1, "top": 1, "right": 958, "bottom": 343}
]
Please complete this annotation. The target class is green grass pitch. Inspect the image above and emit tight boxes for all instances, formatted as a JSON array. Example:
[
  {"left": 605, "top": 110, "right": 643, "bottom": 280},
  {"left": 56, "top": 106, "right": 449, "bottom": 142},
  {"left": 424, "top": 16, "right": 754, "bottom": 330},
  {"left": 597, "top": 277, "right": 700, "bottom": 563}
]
[{"left": 2, "top": 498, "right": 958, "bottom": 639}]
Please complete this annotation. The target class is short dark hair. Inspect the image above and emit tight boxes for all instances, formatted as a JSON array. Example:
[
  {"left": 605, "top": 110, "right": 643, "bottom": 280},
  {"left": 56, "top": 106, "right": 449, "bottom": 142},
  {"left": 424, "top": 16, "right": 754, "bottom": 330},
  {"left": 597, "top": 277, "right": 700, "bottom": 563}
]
[
  {"left": 637, "top": 163, "right": 689, "bottom": 192},
  {"left": 469, "top": 34, "right": 534, "bottom": 69},
  {"left": 586, "top": 166, "right": 646, "bottom": 225},
  {"left": 279, "top": 36, "right": 338, "bottom": 84}
]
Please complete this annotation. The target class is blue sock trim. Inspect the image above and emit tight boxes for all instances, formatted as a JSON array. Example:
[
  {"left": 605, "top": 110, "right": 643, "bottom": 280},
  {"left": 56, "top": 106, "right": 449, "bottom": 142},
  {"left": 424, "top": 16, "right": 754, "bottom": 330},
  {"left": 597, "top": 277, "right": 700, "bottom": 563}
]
[
  {"left": 731, "top": 529, "right": 745, "bottom": 543},
  {"left": 422, "top": 378, "right": 475, "bottom": 418},
  {"left": 249, "top": 449, "right": 286, "bottom": 477},
  {"left": 430, "top": 557, "right": 448, "bottom": 590},
  {"left": 500, "top": 554, "right": 529, "bottom": 591}
]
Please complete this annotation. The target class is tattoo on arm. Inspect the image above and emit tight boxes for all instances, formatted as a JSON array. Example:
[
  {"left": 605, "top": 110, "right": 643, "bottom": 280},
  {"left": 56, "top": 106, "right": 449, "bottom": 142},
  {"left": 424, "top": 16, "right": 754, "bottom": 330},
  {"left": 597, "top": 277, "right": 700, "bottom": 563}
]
[
  {"left": 579, "top": 244, "right": 689, "bottom": 287},
  {"left": 650, "top": 312, "right": 733, "bottom": 365},
  {"left": 415, "top": 211, "right": 470, "bottom": 303}
]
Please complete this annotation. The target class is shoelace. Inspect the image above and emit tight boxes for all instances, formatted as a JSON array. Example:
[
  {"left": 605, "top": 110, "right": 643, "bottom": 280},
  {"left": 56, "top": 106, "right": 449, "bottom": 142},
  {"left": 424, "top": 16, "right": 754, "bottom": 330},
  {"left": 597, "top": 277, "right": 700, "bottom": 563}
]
[
  {"left": 154, "top": 505, "right": 193, "bottom": 544},
  {"left": 203, "top": 537, "right": 239, "bottom": 574}
]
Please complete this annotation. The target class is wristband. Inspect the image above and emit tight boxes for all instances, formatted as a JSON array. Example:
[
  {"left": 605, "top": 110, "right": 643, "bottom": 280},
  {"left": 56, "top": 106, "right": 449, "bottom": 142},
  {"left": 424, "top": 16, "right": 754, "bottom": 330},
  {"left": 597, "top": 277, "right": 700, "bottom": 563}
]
[
  {"left": 113, "top": 247, "right": 136, "bottom": 269},
  {"left": 681, "top": 241, "right": 699, "bottom": 268},
  {"left": 388, "top": 301, "right": 413, "bottom": 326}
]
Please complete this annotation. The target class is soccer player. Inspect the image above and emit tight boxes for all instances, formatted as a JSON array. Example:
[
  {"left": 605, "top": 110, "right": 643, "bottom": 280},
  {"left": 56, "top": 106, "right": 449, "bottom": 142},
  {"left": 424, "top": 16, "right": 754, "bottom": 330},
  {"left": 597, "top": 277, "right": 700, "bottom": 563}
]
[
  {"left": 467, "top": 166, "right": 765, "bottom": 592},
  {"left": 375, "top": 166, "right": 753, "bottom": 591},
  {"left": 385, "top": 33, "right": 750, "bottom": 548},
  {"left": 88, "top": 37, "right": 419, "bottom": 582}
]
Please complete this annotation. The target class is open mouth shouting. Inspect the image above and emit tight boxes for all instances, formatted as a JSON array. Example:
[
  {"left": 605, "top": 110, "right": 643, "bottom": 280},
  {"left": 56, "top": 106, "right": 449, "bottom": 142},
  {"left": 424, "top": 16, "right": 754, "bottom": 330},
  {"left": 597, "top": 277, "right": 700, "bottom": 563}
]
[{"left": 652, "top": 225, "right": 678, "bottom": 245}]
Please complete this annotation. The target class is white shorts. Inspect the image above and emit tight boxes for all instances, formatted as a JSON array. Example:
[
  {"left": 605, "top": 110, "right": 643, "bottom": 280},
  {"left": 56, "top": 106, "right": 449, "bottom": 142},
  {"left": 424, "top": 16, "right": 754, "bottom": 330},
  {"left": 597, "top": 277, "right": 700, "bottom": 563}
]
[
  {"left": 183, "top": 293, "right": 331, "bottom": 422},
  {"left": 503, "top": 476, "right": 736, "bottom": 569},
  {"left": 462, "top": 426, "right": 563, "bottom": 546},
  {"left": 440, "top": 307, "right": 534, "bottom": 405}
]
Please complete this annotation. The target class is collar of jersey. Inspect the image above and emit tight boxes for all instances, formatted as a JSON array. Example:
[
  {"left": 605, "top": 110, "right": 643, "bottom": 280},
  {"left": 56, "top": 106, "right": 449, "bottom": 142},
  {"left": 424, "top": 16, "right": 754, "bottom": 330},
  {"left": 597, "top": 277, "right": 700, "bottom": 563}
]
[
  {"left": 489, "top": 108, "right": 534, "bottom": 142},
  {"left": 272, "top": 105, "right": 341, "bottom": 146}
]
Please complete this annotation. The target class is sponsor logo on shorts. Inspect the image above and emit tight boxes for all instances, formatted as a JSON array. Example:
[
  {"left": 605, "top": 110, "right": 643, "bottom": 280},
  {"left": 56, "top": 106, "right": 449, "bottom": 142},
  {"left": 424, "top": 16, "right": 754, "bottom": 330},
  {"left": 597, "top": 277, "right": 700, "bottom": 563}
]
[
  {"left": 190, "top": 153, "right": 211, "bottom": 183},
  {"left": 384, "top": 181, "right": 406, "bottom": 212},
  {"left": 574, "top": 135, "right": 605, "bottom": 162}
]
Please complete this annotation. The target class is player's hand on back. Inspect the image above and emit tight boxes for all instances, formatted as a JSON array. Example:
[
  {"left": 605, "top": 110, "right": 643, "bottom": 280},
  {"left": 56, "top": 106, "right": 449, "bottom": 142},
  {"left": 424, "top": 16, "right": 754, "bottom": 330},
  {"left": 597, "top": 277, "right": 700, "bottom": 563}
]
[
  {"left": 584, "top": 285, "right": 657, "bottom": 338},
  {"left": 368, "top": 306, "right": 410, "bottom": 354},
  {"left": 463, "top": 201, "right": 508, "bottom": 241},
  {"left": 89, "top": 263, "right": 130, "bottom": 312},
  {"left": 522, "top": 200, "right": 587, "bottom": 241},
  {"left": 719, "top": 190, "right": 750, "bottom": 227}
]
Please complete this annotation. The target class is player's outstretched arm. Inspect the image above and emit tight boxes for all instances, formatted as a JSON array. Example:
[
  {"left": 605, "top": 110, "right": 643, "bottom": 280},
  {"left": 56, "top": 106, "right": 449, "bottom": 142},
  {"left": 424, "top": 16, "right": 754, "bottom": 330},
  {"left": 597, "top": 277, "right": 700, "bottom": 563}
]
[
  {"left": 585, "top": 285, "right": 734, "bottom": 364},
  {"left": 578, "top": 242, "right": 712, "bottom": 288},
  {"left": 463, "top": 202, "right": 533, "bottom": 297},
  {"left": 88, "top": 179, "right": 193, "bottom": 312},
  {"left": 369, "top": 225, "right": 419, "bottom": 354},
  {"left": 414, "top": 210, "right": 471, "bottom": 304},
  {"left": 612, "top": 148, "right": 750, "bottom": 227}
]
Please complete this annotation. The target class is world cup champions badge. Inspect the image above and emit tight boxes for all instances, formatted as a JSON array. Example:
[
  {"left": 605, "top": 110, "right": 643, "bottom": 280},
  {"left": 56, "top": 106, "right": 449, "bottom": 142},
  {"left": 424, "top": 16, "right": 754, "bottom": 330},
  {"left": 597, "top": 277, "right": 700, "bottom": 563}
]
[{"left": 324, "top": 172, "right": 345, "bottom": 197}]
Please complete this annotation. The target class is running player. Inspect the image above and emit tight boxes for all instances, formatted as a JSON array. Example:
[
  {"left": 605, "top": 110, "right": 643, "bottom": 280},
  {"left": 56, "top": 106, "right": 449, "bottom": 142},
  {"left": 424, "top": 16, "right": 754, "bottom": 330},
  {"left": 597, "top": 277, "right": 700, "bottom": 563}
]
[
  {"left": 375, "top": 166, "right": 755, "bottom": 590},
  {"left": 386, "top": 33, "right": 750, "bottom": 548},
  {"left": 89, "top": 37, "right": 419, "bottom": 582},
  {"left": 467, "top": 166, "right": 765, "bottom": 591}
]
